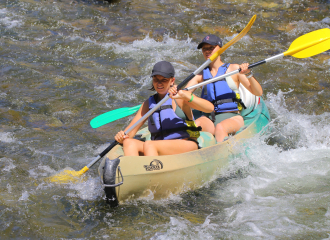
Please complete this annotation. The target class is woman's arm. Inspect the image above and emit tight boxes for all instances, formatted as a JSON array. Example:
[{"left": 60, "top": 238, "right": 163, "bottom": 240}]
[
  {"left": 183, "top": 74, "right": 203, "bottom": 92},
  {"left": 229, "top": 63, "right": 263, "bottom": 96},
  {"left": 114, "top": 99, "right": 149, "bottom": 144},
  {"left": 169, "top": 87, "right": 214, "bottom": 113}
]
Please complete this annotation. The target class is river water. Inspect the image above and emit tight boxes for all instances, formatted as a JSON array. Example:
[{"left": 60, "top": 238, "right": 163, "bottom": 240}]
[{"left": 1, "top": 0, "right": 330, "bottom": 239}]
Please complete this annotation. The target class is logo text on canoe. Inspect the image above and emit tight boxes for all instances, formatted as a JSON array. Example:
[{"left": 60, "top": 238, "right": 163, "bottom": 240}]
[{"left": 144, "top": 159, "right": 163, "bottom": 171}]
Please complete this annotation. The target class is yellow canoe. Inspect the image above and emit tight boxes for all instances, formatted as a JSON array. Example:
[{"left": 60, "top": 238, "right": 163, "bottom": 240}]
[{"left": 98, "top": 98, "right": 270, "bottom": 206}]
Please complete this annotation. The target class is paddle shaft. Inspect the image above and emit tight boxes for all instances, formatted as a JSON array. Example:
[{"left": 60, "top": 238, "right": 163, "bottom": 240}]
[
  {"left": 181, "top": 53, "right": 282, "bottom": 92},
  {"left": 87, "top": 141, "right": 118, "bottom": 168}
]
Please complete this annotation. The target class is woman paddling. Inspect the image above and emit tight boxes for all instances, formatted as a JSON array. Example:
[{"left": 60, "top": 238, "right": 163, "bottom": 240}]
[
  {"left": 115, "top": 61, "right": 214, "bottom": 156},
  {"left": 185, "top": 34, "right": 263, "bottom": 143}
]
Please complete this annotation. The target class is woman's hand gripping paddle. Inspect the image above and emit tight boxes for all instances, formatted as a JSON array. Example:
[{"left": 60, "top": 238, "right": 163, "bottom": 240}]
[
  {"left": 89, "top": 15, "right": 257, "bottom": 129},
  {"left": 48, "top": 15, "right": 257, "bottom": 183}
]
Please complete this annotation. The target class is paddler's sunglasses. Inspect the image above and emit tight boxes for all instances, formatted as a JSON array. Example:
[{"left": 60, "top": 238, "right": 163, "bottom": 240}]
[
  {"left": 152, "top": 77, "right": 172, "bottom": 84},
  {"left": 202, "top": 46, "right": 216, "bottom": 52}
]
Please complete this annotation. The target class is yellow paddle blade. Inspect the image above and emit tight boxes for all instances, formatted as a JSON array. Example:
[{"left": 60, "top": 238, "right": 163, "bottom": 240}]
[
  {"left": 284, "top": 28, "right": 330, "bottom": 58},
  {"left": 47, "top": 166, "right": 89, "bottom": 184},
  {"left": 209, "top": 15, "right": 256, "bottom": 61}
]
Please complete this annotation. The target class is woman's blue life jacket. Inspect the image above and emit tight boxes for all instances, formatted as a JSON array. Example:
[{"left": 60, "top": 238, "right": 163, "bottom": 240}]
[
  {"left": 148, "top": 94, "right": 201, "bottom": 140},
  {"left": 201, "top": 63, "right": 246, "bottom": 113}
]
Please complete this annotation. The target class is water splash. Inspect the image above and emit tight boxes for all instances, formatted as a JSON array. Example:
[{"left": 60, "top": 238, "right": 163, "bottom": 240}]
[{"left": 0, "top": 8, "right": 23, "bottom": 29}]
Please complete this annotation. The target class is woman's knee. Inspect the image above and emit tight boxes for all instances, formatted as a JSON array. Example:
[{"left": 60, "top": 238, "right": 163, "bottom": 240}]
[
  {"left": 215, "top": 116, "right": 243, "bottom": 134},
  {"left": 143, "top": 141, "right": 155, "bottom": 151},
  {"left": 143, "top": 141, "right": 159, "bottom": 156},
  {"left": 122, "top": 138, "right": 135, "bottom": 148},
  {"left": 197, "top": 116, "right": 215, "bottom": 134},
  {"left": 215, "top": 123, "right": 225, "bottom": 133},
  {"left": 233, "top": 115, "right": 244, "bottom": 125},
  {"left": 195, "top": 118, "right": 202, "bottom": 127},
  {"left": 231, "top": 116, "right": 244, "bottom": 131}
]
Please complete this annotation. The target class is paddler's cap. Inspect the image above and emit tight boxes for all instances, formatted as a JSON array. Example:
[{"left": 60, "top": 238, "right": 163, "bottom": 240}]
[
  {"left": 197, "top": 34, "right": 223, "bottom": 49},
  {"left": 151, "top": 61, "right": 175, "bottom": 78}
]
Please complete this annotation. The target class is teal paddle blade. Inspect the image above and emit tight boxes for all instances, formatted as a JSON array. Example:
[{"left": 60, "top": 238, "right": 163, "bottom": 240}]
[{"left": 90, "top": 104, "right": 142, "bottom": 128}]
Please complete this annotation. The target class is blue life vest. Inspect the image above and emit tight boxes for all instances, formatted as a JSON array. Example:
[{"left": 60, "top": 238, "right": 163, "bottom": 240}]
[
  {"left": 148, "top": 94, "right": 201, "bottom": 140},
  {"left": 201, "top": 63, "right": 243, "bottom": 113}
]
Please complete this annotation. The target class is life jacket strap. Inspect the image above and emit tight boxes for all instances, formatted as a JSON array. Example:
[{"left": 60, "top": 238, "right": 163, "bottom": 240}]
[
  {"left": 213, "top": 98, "right": 247, "bottom": 109},
  {"left": 210, "top": 97, "right": 247, "bottom": 122},
  {"left": 151, "top": 126, "right": 202, "bottom": 140},
  {"left": 235, "top": 98, "right": 247, "bottom": 109},
  {"left": 154, "top": 105, "right": 173, "bottom": 112},
  {"left": 213, "top": 98, "right": 235, "bottom": 105}
]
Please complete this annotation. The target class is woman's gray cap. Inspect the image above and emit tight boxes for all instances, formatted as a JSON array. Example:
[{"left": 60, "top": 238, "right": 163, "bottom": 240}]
[{"left": 151, "top": 61, "right": 175, "bottom": 78}]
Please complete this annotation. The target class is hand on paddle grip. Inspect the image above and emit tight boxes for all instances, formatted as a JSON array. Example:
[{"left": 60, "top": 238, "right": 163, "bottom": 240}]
[
  {"left": 169, "top": 85, "right": 191, "bottom": 101},
  {"left": 115, "top": 130, "right": 129, "bottom": 144},
  {"left": 239, "top": 63, "right": 251, "bottom": 75},
  {"left": 168, "top": 85, "right": 191, "bottom": 101}
]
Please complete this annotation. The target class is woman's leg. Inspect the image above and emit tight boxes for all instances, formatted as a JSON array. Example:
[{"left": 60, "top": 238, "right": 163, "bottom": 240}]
[
  {"left": 214, "top": 115, "right": 244, "bottom": 142},
  {"left": 143, "top": 139, "right": 198, "bottom": 156},
  {"left": 122, "top": 138, "right": 145, "bottom": 156},
  {"left": 195, "top": 116, "right": 215, "bottom": 135}
]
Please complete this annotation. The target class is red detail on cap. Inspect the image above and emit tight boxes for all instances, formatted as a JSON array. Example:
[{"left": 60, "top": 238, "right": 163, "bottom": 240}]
[
  {"left": 206, "top": 36, "right": 209, "bottom": 40},
  {"left": 258, "top": 98, "right": 260, "bottom": 104}
]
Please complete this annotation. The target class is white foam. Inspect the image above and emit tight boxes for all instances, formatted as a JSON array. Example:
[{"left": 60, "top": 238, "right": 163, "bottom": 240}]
[
  {"left": 195, "top": 90, "right": 330, "bottom": 238},
  {"left": 7, "top": 183, "right": 12, "bottom": 193},
  {"left": 0, "top": 8, "right": 23, "bottom": 29},
  {"left": 285, "top": 19, "right": 330, "bottom": 37},
  {"left": 135, "top": 191, "right": 183, "bottom": 206},
  {"left": 66, "top": 177, "right": 104, "bottom": 201},
  {"left": 0, "top": 132, "right": 15, "bottom": 143},
  {"left": 325, "top": 208, "right": 330, "bottom": 218},
  {"left": 18, "top": 191, "right": 30, "bottom": 201},
  {"left": 321, "top": 17, "right": 330, "bottom": 25},
  {"left": 0, "top": 92, "right": 7, "bottom": 98},
  {"left": 1, "top": 157, "right": 16, "bottom": 172},
  {"left": 151, "top": 214, "right": 218, "bottom": 240},
  {"left": 267, "top": 90, "right": 330, "bottom": 149},
  {"left": 52, "top": 110, "right": 73, "bottom": 117},
  {"left": 28, "top": 165, "right": 55, "bottom": 178}
]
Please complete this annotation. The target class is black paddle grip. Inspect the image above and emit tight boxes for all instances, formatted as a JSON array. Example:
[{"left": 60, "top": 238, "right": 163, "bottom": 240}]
[
  {"left": 100, "top": 141, "right": 119, "bottom": 158},
  {"left": 248, "top": 60, "right": 267, "bottom": 69},
  {"left": 177, "top": 73, "right": 195, "bottom": 91},
  {"left": 238, "top": 60, "right": 266, "bottom": 72}
]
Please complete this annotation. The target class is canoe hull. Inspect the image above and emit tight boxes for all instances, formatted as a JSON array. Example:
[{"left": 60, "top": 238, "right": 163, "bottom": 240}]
[{"left": 98, "top": 98, "right": 270, "bottom": 204}]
